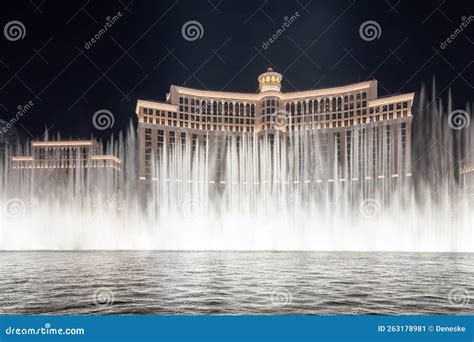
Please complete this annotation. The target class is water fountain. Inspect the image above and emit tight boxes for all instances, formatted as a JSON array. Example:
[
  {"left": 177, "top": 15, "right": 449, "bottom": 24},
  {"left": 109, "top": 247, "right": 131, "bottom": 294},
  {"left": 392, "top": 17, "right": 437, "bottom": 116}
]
[{"left": 0, "top": 87, "right": 472, "bottom": 251}]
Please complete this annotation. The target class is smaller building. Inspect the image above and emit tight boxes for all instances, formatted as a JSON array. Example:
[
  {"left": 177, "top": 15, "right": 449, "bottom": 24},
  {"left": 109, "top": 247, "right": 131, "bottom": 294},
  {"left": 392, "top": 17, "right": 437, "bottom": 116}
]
[
  {"left": 10, "top": 140, "right": 121, "bottom": 198},
  {"left": 11, "top": 140, "right": 121, "bottom": 171}
]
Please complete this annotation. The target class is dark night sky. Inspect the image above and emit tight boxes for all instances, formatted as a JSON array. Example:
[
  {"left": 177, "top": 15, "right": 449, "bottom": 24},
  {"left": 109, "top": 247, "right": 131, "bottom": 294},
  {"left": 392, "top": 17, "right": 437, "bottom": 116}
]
[{"left": 0, "top": 0, "right": 472, "bottom": 141}]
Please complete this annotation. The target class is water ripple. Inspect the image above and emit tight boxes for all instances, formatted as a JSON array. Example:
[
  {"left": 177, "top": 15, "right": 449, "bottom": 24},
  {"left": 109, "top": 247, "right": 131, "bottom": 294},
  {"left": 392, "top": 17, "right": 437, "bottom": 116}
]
[{"left": 0, "top": 251, "right": 473, "bottom": 315}]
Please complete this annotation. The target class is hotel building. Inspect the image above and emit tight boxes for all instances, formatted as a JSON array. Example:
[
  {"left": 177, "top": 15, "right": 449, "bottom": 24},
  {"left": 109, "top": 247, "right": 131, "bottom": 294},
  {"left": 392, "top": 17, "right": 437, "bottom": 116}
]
[
  {"left": 11, "top": 140, "right": 121, "bottom": 171},
  {"left": 11, "top": 140, "right": 121, "bottom": 194},
  {"left": 135, "top": 68, "right": 414, "bottom": 185}
]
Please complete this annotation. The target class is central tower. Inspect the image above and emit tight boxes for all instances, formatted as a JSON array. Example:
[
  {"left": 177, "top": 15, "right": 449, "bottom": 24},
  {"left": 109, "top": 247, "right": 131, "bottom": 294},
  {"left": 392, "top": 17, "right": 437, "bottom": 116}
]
[{"left": 257, "top": 67, "right": 283, "bottom": 93}]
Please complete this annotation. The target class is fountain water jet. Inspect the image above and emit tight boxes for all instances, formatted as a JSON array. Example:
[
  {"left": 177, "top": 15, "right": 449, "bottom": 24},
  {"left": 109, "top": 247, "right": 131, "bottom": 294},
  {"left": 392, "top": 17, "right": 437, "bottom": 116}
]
[{"left": 0, "top": 87, "right": 472, "bottom": 251}]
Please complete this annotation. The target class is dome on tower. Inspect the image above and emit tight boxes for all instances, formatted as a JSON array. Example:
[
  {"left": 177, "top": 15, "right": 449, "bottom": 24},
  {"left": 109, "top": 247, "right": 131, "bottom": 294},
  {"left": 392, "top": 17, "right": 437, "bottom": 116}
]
[{"left": 257, "top": 67, "right": 283, "bottom": 93}]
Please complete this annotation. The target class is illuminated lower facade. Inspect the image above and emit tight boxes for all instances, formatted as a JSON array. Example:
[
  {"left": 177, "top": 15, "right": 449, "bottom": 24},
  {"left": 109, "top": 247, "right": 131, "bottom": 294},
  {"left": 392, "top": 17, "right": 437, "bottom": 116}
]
[
  {"left": 11, "top": 140, "right": 121, "bottom": 171},
  {"left": 11, "top": 140, "right": 122, "bottom": 195},
  {"left": 135, "top": 68, "right": 414, "bottom": 184}
]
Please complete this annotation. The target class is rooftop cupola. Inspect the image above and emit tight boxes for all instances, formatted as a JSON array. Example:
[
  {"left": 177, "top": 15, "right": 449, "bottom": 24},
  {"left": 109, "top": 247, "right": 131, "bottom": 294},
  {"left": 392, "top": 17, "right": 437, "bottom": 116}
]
[{"left": 258, "top": 67, "right": 283, "bottom": 93}]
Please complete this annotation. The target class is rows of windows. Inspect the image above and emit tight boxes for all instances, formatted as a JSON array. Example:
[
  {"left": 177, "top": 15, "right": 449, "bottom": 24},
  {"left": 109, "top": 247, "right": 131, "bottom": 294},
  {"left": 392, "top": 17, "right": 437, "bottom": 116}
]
[
  {"left": 141, "top": 122, "right": 410, "bottom": 180},
  {"left": 141, "top": 94, "right": 410, "bottom": 133},
  {"left": 178, "top": 97, "right": 257, "bottom": 116},
  {"left": 34, "top": 147, "right": 91, "bottom": 160},
  {"left": 142, "top": 107, "right": 409, "bottom": 132}
]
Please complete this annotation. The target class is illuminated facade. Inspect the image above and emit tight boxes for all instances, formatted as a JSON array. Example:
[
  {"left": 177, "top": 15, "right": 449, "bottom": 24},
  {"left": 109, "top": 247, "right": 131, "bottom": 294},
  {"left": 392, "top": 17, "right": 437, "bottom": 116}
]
[
  {"left": 11, "top": 140, "right": 121, "bottom": 171},
  {"left": 135, "top": 68, "right": 414, "bottom": 184},
  {"left": 11, "top": 140, "right": 121, "bottom": 196}
]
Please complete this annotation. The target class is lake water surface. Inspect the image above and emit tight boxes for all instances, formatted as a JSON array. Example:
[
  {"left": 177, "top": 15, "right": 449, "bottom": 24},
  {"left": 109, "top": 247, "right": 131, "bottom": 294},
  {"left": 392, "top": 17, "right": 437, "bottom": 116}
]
[{"left": 0, "top": 251, "right": 472, "bottom": 315}]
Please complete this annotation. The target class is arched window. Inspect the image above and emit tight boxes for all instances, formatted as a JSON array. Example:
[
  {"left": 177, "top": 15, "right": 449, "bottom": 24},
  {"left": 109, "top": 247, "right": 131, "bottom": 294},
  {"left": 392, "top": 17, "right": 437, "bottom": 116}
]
[
  {"left": 332, "top": 98, "right": 337, "bottom": 111},
  {"left": 314, "top": 100, "right": 318, "bottom": 113}
]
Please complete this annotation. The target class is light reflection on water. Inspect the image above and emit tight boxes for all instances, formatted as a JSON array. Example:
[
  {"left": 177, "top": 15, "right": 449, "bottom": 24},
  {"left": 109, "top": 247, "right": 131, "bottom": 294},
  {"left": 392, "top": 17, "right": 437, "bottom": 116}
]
[{"left": 0, "top": 251, "right": 473, "bottom": 315}]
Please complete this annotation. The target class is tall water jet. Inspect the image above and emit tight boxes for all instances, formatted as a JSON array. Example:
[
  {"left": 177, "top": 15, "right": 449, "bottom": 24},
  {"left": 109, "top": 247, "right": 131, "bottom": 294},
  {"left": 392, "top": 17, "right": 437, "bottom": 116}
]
[{"left": 0, "top": 79, "right": 472, "bottom": 251}]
